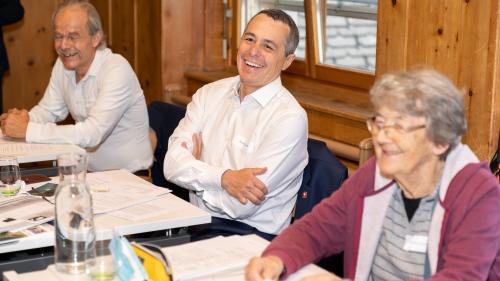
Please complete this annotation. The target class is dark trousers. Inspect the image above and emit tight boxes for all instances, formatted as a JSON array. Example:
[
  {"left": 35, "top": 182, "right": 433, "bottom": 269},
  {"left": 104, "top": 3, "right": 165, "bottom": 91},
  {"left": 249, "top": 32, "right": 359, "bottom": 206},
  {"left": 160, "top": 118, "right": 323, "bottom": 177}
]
[{"left": 189, "top": 217, "right": 276, "bottom": 242}]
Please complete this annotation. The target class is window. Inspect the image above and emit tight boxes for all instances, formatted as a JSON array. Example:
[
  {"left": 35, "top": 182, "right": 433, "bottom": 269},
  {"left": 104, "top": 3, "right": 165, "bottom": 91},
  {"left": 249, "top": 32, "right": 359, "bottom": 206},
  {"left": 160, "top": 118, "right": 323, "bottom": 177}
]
[
  {"left": 319, "top": 0, "right": 377, "bottom": 71},
  {"left": 235, "top": 0, "right": 377, "bottom": 89}
]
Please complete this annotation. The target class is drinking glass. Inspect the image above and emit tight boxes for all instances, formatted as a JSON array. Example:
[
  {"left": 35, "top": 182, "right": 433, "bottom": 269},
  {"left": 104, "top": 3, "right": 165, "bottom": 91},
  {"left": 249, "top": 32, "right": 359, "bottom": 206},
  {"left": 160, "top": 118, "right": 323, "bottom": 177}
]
[
  {"left": 89, "top": 239, "right": 116, "bottom": 281},
  {"left": 0, "top": 155, "right": 22, "bottom": 197}
]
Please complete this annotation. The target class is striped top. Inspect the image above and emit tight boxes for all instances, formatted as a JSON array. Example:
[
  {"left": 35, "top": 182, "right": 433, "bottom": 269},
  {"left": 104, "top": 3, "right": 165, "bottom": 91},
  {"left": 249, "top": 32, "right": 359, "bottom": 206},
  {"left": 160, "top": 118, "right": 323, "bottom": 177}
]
[{"left": 369, "top": 187, "right": 438, "bottom": 281}]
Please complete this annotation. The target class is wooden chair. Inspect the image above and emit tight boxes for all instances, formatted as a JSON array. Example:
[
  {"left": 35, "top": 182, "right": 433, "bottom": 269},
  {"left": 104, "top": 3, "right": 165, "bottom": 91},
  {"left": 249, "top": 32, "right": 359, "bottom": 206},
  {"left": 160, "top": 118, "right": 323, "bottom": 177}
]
[{"left": 358, "top": 137, "right": 374, "bottom": 166}]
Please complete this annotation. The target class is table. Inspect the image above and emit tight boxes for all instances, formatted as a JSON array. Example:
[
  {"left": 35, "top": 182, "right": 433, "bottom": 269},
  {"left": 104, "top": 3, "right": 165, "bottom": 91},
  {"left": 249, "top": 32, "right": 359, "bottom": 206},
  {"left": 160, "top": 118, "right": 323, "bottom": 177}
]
[{"left": 0, "top": 170, "right": 211, "bottom": 277}]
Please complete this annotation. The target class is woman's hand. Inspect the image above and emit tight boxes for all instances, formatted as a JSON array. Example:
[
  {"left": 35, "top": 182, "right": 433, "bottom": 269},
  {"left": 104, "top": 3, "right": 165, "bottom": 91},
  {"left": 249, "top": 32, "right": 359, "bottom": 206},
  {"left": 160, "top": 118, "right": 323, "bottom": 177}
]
[{"left": 245, "top": 256, "right": 284, "bottom": 281}]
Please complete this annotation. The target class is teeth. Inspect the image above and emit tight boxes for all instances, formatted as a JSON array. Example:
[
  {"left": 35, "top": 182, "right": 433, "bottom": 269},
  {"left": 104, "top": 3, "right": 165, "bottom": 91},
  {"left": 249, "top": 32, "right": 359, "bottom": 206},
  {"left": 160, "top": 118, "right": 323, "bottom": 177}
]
[
  {"left": 245, "top": 60, "right": 262, "bottom": 68},
  {"left": 60, "top": 52, "right": 77, "bottom": 57}
]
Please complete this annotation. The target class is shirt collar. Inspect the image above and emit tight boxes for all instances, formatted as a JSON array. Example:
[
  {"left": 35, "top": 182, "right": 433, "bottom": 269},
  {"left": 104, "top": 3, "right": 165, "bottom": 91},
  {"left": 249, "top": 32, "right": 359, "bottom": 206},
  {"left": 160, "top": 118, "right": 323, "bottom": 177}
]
[{"left": 233, "top": 76, "right": 283, "bottom": 107}]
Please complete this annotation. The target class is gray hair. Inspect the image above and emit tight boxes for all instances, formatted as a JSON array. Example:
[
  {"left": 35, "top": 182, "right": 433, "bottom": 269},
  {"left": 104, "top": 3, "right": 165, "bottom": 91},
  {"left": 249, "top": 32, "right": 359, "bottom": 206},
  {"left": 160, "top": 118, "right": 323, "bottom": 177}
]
[
  {"left": 369, "top": 68, "right": 467, "bottom": 154},
  {"left": 248, "top": 9, "right": 299, "bottom": 57},
  {"left": 52, "top": 0, "right": 106, "bottom": 49}
]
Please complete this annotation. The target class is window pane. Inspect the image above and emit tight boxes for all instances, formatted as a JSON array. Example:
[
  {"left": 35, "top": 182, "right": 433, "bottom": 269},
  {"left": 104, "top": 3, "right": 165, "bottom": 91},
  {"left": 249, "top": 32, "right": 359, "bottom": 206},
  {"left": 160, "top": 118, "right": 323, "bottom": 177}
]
[
  {"left": 240, "top": 1, "right": 306, "bottom": 59},
  {"left": 319, "top": 0, "right": 377, "bottom": 72}
]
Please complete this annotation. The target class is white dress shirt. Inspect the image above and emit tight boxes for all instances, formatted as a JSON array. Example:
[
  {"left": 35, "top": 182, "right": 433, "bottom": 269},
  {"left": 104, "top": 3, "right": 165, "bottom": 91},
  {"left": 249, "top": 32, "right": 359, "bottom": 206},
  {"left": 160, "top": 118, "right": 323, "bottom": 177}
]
[
  {"left": 27, "top": 48, "right": 153, "bottom": 172},
  {"left": 164, "top": 76, "right": 308, "bottom": 234}
]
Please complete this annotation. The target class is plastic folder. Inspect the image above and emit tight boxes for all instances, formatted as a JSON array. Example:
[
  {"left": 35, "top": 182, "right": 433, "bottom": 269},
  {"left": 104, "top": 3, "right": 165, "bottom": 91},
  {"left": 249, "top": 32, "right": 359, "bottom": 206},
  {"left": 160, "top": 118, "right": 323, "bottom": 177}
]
[{"left": 131, "top": 242, "right": 171, "bottom": 281}]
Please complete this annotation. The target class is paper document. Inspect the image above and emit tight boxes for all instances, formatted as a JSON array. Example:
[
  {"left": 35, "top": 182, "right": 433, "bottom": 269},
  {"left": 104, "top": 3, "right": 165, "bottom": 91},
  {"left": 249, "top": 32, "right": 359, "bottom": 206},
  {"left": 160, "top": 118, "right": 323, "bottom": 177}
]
[
  {"left": 0, "top": 223, "right": 54, "bottom": 245},
  {"left": 0, "top": 135, "right": 85, "bottom": 163},
  {"left": 161, "top": 234, "right": 267, "bottom": 281},
  {"left": 0, "top": 195, "right": 53, "bottom": 233},
  {"left": 111, "top": 194, "right": 176, "bottom": 221},
  {"left": 86, "top": 170, "right": 171, "bottom": 214}
]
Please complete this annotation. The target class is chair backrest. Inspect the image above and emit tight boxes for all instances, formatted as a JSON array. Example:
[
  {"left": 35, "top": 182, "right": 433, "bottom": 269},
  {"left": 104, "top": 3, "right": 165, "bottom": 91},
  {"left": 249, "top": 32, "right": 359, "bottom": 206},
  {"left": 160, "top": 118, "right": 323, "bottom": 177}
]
[
  {"left": 358, "top": 137, "right": 374, "bottom": 166},
  {"left": 148, "top": 101, "right": 190, "bottom": 201},
  {"left": 294, "top": 138, "right": 348, "bottom": 220}
]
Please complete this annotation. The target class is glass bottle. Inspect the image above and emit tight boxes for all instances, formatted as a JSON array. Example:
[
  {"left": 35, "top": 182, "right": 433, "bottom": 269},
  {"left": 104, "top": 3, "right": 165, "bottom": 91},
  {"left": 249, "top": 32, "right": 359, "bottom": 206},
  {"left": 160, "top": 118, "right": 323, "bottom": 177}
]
[{"left": 54, "top": 153, "right": 96, "bottom": 274}]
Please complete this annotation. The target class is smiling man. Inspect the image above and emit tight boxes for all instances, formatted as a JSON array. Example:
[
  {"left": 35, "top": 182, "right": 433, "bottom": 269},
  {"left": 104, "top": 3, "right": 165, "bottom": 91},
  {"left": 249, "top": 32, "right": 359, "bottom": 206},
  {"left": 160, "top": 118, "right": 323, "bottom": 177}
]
[
  {"left": 164, "top": 9, "right": 308, "bottom": 240},
  {"left": 0, "top": 0, "right": 152, "bottom": 173}
]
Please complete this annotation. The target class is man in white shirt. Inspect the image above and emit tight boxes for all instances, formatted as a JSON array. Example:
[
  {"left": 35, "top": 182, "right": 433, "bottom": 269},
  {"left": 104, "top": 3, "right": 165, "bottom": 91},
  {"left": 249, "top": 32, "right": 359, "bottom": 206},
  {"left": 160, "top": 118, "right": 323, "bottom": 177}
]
[
  {"left": 0, "top": 0, "right": 152, "bottom": 172},
  {"left": 164, "top": 9, "right": 308, "bottom": 240}
]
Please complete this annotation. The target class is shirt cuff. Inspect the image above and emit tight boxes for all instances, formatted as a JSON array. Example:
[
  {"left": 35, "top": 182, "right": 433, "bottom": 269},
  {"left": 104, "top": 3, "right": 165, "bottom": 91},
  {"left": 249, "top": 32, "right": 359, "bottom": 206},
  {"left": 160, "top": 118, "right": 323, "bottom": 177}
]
[
  {"left": 202, "top": 165, "right": 227, "bottom": 191},
  {"left": 25, "top": 122, "right": 39, "bottom": 143}
]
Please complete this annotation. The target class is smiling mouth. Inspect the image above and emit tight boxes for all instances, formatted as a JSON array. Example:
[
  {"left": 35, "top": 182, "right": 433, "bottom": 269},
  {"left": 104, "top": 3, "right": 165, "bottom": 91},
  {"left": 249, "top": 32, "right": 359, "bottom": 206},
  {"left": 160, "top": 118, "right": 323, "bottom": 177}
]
[
  {"left": 245, "top": 60, "right": 263, "bottom": 68},
  {"left": 58, "top": 51, "right": 78, "bottom": 58}
]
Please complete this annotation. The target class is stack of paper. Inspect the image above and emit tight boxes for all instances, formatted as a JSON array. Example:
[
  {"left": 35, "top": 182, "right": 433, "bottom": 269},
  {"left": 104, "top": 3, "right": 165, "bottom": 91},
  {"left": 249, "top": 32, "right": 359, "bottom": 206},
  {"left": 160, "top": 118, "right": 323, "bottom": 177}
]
[
  {"left": 161, "top": 235, "right": 267, "bottom": 281},
  {"left": 0, "top": 136, "right": 85, "bottom": 163}
]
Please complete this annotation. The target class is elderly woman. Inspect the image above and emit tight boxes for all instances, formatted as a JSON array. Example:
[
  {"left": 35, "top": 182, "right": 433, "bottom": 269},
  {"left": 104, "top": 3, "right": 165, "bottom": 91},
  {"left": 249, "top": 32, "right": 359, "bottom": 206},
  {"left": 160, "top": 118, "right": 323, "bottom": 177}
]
[{"left": 245, "top": 69, "right": 500, "bottom": 281}]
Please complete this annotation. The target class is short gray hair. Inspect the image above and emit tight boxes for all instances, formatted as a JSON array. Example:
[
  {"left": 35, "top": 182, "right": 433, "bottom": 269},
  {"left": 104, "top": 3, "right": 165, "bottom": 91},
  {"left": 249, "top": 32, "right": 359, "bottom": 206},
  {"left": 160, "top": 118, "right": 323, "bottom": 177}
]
[
  {"left": 369, "top": 68, "right": 467, "bottom": 153},
  {"left": 52, "top": 0, "right": 106, "bottom": 49},
  {"left": 248, "top": 9, "right": 299, "bottom": 57}
]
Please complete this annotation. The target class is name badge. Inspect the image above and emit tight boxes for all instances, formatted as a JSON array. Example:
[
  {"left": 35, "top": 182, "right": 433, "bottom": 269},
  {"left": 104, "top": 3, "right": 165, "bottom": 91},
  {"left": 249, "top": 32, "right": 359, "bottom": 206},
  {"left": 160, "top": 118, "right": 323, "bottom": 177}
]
[{"left": 403, "top": 235, "right": 428, "bottom": 253}]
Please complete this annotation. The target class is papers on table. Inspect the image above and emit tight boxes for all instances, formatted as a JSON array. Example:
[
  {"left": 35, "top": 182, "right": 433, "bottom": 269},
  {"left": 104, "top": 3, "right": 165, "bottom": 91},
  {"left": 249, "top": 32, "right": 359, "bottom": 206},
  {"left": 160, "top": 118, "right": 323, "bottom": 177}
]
[
  {"left": 86, "top": 170, "right": 171, "bottom": 214},
  {"left": 161, "top": 235, "right": 267, "bottom": 281},
  {"left": 155, "top": 234, "right": 328, "bottom": 281},
  {"left": 0, "top": 223, "right": 53, "bottom": 245},
  {"left": 0, "top": 135, "right": 85, "bottom": 163},
  {"left": 0, "top": 170, "right": 171, "bottom": 234},
  {"left": 0, "top": 195, "right": 53, "bottom": 233}
]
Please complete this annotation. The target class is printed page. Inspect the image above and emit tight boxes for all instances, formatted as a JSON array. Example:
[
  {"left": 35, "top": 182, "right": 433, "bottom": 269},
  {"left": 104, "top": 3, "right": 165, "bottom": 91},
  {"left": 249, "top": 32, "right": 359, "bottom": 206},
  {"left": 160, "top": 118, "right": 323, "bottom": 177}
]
[
  {"left": 0, "top": 196, "right": 54, "bottom": 232},
  {"left": 86, "top": 170, "right": 171, "bottom": 214},
  {"left": 161, "top": 235, "right": 268, "bottom": 281},
  {"left": 0, "top": 136, "right": 85, "bottom": 163}
]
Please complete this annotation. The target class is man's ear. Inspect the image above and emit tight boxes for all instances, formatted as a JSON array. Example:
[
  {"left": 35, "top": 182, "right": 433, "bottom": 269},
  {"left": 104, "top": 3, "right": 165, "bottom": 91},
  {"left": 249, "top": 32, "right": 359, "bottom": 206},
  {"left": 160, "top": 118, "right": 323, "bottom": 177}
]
[
  {"left": 91, "top": 30, "right": 103, "bottom": 48},
  {"left": 281, "top": 53, "right": 296, "bottom": 71}
]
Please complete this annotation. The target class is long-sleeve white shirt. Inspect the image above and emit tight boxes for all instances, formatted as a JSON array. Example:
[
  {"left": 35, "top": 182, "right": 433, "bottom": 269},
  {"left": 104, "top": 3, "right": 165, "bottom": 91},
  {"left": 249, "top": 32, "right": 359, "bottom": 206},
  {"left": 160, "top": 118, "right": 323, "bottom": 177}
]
[
  {"left": 164, "top": 76, "right": 308, "bottom": 234},
  {"left": 26, "top": 48, "right": 153, "bottom": 172}
]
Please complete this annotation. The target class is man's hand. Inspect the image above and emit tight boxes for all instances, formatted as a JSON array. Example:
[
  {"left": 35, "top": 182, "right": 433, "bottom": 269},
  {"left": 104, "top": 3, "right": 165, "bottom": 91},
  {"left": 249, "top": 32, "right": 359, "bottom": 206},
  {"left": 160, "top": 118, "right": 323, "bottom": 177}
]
[
  {"left": 221, "top": 167, "right": 268, "bottom": 205},
  {"left": 182, "top": 132, "right": 202, "bottom": 160},
  {"left": 245, "top": 256, "right": 284, "bottom": 281},
  {"left": 0, "top": 108, "right": 29, "bottom": 138}
]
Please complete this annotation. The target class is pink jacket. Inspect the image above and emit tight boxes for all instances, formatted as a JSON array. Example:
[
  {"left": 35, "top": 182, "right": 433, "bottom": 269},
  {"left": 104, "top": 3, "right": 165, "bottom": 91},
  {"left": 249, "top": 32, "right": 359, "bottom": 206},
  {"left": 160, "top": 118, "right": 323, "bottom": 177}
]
[{"left": 263, "top": 144, "right": 500, "bottom": 281}]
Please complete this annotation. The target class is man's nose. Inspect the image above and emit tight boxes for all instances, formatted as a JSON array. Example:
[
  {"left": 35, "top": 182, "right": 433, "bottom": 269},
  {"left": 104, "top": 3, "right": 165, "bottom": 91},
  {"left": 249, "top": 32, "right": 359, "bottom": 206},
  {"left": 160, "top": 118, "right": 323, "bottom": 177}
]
[
  {"left": 59, "top": 36, "right": 72, "bottom": 49},
  {"left": 248, "top": 44, "right": 260, "bottom": 56}
]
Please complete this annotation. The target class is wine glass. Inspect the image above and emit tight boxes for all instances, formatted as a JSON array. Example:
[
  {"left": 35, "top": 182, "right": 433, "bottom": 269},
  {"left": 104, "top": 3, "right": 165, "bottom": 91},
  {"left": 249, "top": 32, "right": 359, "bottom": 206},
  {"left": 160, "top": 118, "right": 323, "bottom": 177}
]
[{"left": 0, "top": 155, "right": 22, "bottom": 197}]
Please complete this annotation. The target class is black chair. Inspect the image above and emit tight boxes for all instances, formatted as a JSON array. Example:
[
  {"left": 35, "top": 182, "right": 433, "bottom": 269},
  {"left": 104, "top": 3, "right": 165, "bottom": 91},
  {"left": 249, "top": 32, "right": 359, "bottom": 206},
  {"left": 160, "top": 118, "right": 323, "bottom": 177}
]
[
  {"left": 148, "top": 101, "right": 190, "bottom": 201},
  {"left": 295, "top": 138, "right": 348, "bottom": 220},
  {"left": 294, "top": 138, "right": 348, "bottom": 277}
]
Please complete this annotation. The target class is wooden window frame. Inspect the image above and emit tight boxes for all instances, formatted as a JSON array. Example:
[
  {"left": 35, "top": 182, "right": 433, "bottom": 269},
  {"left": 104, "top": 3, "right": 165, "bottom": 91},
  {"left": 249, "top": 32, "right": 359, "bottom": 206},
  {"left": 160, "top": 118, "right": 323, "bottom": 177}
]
[{"left": 230, "top": 0, "right": 375, "bottom": 91}]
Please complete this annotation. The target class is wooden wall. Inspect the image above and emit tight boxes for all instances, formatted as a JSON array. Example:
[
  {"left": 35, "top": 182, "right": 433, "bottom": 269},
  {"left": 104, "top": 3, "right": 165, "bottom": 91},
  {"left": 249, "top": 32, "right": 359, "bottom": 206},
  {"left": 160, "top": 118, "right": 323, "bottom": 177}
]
[
  {"left": 2, "top": 0, "right": 162, "bottom": 111},
  {"left": 377, "top": 0, "right": 500, "bottom": 160},
  {"left": 3, "top": 0, "right": 57, "bottom": 111},
  {"left": 161, "top": 0, "right": 226, "bottom": 100}
]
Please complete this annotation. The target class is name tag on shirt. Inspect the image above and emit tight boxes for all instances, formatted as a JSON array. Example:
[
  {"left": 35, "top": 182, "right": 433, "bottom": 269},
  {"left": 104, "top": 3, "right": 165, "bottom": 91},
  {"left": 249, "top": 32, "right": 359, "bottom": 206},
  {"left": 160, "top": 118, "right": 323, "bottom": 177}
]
[{"left": 403, "top": 235, "right": 428, "bottom": 253}]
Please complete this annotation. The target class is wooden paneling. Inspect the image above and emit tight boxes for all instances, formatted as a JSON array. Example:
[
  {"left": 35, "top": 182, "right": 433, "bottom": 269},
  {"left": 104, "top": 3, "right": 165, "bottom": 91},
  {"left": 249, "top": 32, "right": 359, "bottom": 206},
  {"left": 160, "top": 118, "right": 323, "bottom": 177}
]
[
  {"left": 377, "top": 0, "right": 500, "bottom": 160},
  {"left": 89, "top": 0, "right": 110, "bottom": 42},
  {"left": 3, "top": 0, "right": 58, "bottom": 112},
  {"left": 375, "top": 0, "right": 409, "bottom": 74},
  {"left": 204, "top": 1, "right": 226, "bottom": 71},
  {"left": 110, "top": 0, "right": 134, "bottom": 65},
  {"left": 137, "top": 0, "right": 162, "bottom": 102},
  {"left": 161, "top": 0, "right": 225, "bottom": 99},
  {"left": 91, "top": 0, "right": 162, "bottom": 103}
]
